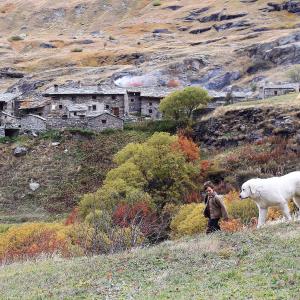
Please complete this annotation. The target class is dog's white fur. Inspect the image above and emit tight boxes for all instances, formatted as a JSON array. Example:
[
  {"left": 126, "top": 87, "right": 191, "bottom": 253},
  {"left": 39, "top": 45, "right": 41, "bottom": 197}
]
[{"left": 240, "top": 171, "right": 300, "bottom": 228}]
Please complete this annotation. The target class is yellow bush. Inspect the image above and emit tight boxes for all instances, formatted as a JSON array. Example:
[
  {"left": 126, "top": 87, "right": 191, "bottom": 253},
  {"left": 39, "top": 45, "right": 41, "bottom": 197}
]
[
  {"left": 170, "top": 203, "right": 207, "bottom": 238},
  {"left": 0, "top": 223, "right": 82, "bottom": 263},
  {"left": 224, "top": 190, "right": 258, "bottom": 224}
]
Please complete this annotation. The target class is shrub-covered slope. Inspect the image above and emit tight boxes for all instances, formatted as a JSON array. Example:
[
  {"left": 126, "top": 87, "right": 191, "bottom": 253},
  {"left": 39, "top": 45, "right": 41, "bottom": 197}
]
[{"left": 0, "top": 130, "right": 148, "bottom": 223}]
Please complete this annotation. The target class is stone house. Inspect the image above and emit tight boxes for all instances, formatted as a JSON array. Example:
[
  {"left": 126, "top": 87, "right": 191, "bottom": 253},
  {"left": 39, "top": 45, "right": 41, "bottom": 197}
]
[
  {"left": 20, "top": 114, "right": 47, "bottom": 133},
  {"left": 18, "top": 98, "right": 50, "bottom": 117},
  {"left": 43, "top": 84, "right": 126, "bottom": 119},
  {"left": 259, "top": 83, "right": 300, "bottom": 99},
  {"left": 0, "top": 112, "right": 21, "bottom": 137},
  {"left": 0, "top": 93, "right": 19, "bottom": 115}
]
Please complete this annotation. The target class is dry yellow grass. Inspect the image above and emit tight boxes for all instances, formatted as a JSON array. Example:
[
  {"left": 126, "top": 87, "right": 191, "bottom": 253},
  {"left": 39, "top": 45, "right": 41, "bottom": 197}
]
[{"left": 205, "top": 93, "right": 300, "bottom": 119}]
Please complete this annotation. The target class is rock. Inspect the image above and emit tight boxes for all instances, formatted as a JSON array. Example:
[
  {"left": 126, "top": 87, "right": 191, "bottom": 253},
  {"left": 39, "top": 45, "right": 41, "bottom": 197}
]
[
  {"left": 51, "top": 142, "right": 60, "bottom": 146},
  {"left": 265, "top": 1, "right": 300, "bottom": 14},
  {"left": 183, "top": 7, "right": 210, "bottom": 21},
  {"left": 29, "top": 180, "right": 40, "bottom": 191},
  {"left": 200, "top": 12, "right": 248, "bottom": 22},
  {"left": 13, "top": 146, "right": 28, "bottom": 157},
  {"left": 0, "top": 67, "right": 24, "bottom": 79},
  {"left": 163, "top": 5, "right": 183, "bottom": 11},
  {"left": 40, "top": 42, "right": 57, "bottom": 48},
  {"left": 189, "top": 27, "right": 211, "bottom": 34},
  {"left": 213, "top": 20, "right": 252, "bottom": 31},
  {"left": 152, "top": 29, "right": 171, "bottom": 34},
  {"left": 190, "top": 37, "right": 227, "bottom": 46},
  {"left": 75, "top": 39, "right": 94, "bottom": 44}
]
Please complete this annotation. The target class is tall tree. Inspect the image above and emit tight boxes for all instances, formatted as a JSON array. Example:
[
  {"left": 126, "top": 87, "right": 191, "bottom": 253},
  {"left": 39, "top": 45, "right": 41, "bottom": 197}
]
[{"left": 159, "top": 87, "right": 211, "bottom": 121}]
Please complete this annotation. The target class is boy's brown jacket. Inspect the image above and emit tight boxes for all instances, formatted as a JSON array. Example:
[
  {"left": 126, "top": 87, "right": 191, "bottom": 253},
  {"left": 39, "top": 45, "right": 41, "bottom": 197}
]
[{"left": 204, "top": 193, "right": 229, "bottom": 220}]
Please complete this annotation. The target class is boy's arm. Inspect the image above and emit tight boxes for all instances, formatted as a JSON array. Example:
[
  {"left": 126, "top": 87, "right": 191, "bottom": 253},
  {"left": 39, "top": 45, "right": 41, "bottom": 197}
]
[{"left": 216, "top": 196, "right": 229, "bottom": 220}]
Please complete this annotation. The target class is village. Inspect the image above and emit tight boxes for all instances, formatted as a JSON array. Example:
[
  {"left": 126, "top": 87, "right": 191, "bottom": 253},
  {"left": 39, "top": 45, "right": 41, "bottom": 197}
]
[{"left": 0, "top": 81, "right": 299, "bottom": 138}]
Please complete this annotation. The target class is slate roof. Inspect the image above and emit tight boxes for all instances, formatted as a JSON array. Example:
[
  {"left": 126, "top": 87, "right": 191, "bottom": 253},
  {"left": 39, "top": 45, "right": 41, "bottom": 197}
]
[
  {"left": 0, "top": 93, "right": 19, "bottom": 103},
  {"left": 44, "top": 85, "right": 126, "bottom": 96}
]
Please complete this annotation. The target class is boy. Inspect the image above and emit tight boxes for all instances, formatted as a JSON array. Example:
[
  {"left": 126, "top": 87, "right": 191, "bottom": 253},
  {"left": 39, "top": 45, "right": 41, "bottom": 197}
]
[{"left": 203, "top": 181, "right": 229, "bottom": 234}]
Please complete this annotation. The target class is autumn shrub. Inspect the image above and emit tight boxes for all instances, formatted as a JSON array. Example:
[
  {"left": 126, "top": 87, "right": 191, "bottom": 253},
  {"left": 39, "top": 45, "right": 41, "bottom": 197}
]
[
  {"left": 220, "top": 218, "right": 243, "bottom": 233},
  {"left": 0, "top": 223, "right": 82, "bottom": 263},
  {"left": 170, "top": 203, "right": 207, "bottom": 238},
  {"left": 223, "top": 190, "right": 258, "bottom": 224}
]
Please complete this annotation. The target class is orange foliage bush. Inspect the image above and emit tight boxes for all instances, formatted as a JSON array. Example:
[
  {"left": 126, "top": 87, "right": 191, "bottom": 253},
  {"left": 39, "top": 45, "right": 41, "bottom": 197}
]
[
  {"left": 184, "top": 191, "right": 201, "bottom": 204},
  {"left": 0, "top": 223, "right": 81, "bottom": 263},
  {"left": 173, "top": 134, "right": 200, "bottom": 162},
  {"left": 220, "top": 218, "right": 243, "bottom": 232},
  {"left": 65, "top": 207, "right": 80, "bottom": 225},
  {"left": 167, "top": 79, "right": 180, "bottom": 88},
  {"left": 112, "top": 201, "right": 157, "bottom": 236}
]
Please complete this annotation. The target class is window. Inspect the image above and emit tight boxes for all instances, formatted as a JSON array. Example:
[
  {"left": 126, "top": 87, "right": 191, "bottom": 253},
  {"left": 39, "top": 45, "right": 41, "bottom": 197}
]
[
  {"left": 74, "top": 112, "right": 77, "bottom": 116},
  {"left": 92, "top": 95, "right": 97, "bottom": 100},
  {"left": 106, "top": 104, "right": 110, "bottom": 109},
  {"left": 112, "top": 95, "right": 116, "bottom": 100},
  {"left": 149, "top": 109, "right": 153, "bottom": 114},
  {"left": 92, "top": 105, "right": 97, "bottom": 111},
  {"left": 59, "top": 104, "right": 63, "bottom": 109},
  {"left": 62, "top": 115, "right": 68, "bottom": 120},
  {"left": 149, "top": 102, "right": 152, "bottom": 106},
  {"left": 102, "top": 119, "right": 107, "bottom": 124},
  {"left": 131, "top": 99, "right": 134, "bottom": 102},
  {"left": 274, "top": 91, "right": 278, "bottom": 96},
  {"left": 71, "top": 96, "right": 76, "bottom": 101}
]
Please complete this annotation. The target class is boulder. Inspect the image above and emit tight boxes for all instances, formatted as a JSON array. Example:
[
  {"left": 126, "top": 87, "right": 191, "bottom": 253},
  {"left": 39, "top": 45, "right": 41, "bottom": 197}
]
[
  {"left": 13, "top": 146, "right": 28, "bottom": 157},
  {"left": 29, "top": 180, "right": 40, "bottom": 191},
  {"left": 40, "top": 42, "right": 57, "bottom": 48}
]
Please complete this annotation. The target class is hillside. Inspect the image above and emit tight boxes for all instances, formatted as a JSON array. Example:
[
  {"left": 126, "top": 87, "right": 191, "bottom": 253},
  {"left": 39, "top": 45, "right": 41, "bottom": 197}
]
[
  {"left": 0, "top": 221, "right": 299, "bottom": 299},
  {"left": 0, "top": 130, "right": 149, "bottom": 223},
  {"left": 0, "top": 0, "right": 300, "bottom": 95}
]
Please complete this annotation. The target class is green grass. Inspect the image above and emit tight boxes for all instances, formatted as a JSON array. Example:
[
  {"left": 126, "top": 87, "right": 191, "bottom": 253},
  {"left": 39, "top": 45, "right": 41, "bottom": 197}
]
[{"left": 0, "top": 222, "right": 299, "bottom": 299}]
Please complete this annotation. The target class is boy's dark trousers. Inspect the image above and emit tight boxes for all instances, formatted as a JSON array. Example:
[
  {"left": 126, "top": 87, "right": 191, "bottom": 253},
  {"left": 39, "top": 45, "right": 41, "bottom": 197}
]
[{"left": 206, "top": 218, "right": 220, "bottom": 234}]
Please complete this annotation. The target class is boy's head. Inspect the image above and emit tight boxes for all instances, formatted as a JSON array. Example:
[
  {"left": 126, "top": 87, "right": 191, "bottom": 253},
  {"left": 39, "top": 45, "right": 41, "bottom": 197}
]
[{"left": 203, "top": 181, "right": 215, "bottom": 195}]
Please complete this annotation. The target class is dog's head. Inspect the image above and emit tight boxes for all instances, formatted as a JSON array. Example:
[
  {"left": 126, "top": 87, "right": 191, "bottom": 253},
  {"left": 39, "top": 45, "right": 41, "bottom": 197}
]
[{"left": 240, "top": 179, "right": 261, "bottom": 199}]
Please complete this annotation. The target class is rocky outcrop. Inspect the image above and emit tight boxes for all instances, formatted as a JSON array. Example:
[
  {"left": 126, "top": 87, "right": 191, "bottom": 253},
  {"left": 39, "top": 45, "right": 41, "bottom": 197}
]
[
  {"left": 264, "top": 1, "right": 300, "bottom": 14},
  {"left": 241, "top": 32, "right": 300, "bottom": 69},
  {"left": 190, "top": 27, "right": 211, "bottom": 34},
  {"left": 213, "top": 20, "right": 252, "bottom": 32},
  {"left": 0, "top": 68, "right": 24, "bottom": 79},
  {"left": 193, "top": 106, "right": 300, "bottom": 149},
  {"left": 199, "top": 12, "right": 247, "bottom": 22},
  {"left": 183, "top": 7, "right": 210, "bottom": 21},
  {"left": 13, "top": 146, "right": 28, "bottom": 157}
]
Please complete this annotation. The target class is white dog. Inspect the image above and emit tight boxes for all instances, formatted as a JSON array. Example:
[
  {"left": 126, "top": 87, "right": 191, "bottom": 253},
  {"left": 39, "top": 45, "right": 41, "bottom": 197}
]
[{"left": 240, "top": 171, "right": 300, "bottom": 228}]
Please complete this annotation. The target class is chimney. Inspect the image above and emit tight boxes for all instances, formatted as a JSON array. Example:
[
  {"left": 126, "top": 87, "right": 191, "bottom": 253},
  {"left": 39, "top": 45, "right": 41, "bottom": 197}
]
[
  {"left": 78, "top": 81, "right": 81, "bottom": 88},
  {"left": 54, "top": 84, "right": 59, "bottom": 92},
  {"left": 97, "top": 83, "right": 102, "bottom": 92}
]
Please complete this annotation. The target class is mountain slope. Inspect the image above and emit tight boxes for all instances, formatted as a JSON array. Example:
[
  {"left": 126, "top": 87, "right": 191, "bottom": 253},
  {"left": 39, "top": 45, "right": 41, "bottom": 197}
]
[{"left": 0, "top": 0, "right": 299, "bottom": 93}]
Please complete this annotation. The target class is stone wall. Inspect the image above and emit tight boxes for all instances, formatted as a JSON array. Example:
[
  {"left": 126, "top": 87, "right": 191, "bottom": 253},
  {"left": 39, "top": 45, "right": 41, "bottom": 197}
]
[
  {"left": 47, "top": 113, "right": 123, "bottom": 132},
  {"left": 20, "top": 115, "right": 46, "bottom": 132},
  {"left": 0, "top": 127, "right": 4, "bottom": 137},
  {"left": 87, "top": 113, "right": 123, "bottom": 131},
  {"left": 46, "top": 117, "right": 87, "bottom": 130},
  {"left": 263, "top": 88, "right": 296, "bottom": 98}
]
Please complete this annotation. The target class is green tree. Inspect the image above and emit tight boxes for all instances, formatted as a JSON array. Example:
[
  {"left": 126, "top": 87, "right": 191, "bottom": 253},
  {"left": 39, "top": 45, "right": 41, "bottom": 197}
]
[
  {"left": 159, "top": 87, "right": 211, "bottom": 121},
  {"left": 79, "top": 132, "right": 200, "bottom": 218},
  {"left": 287, "top": 65, "right": 300, "bottom": 83}
]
